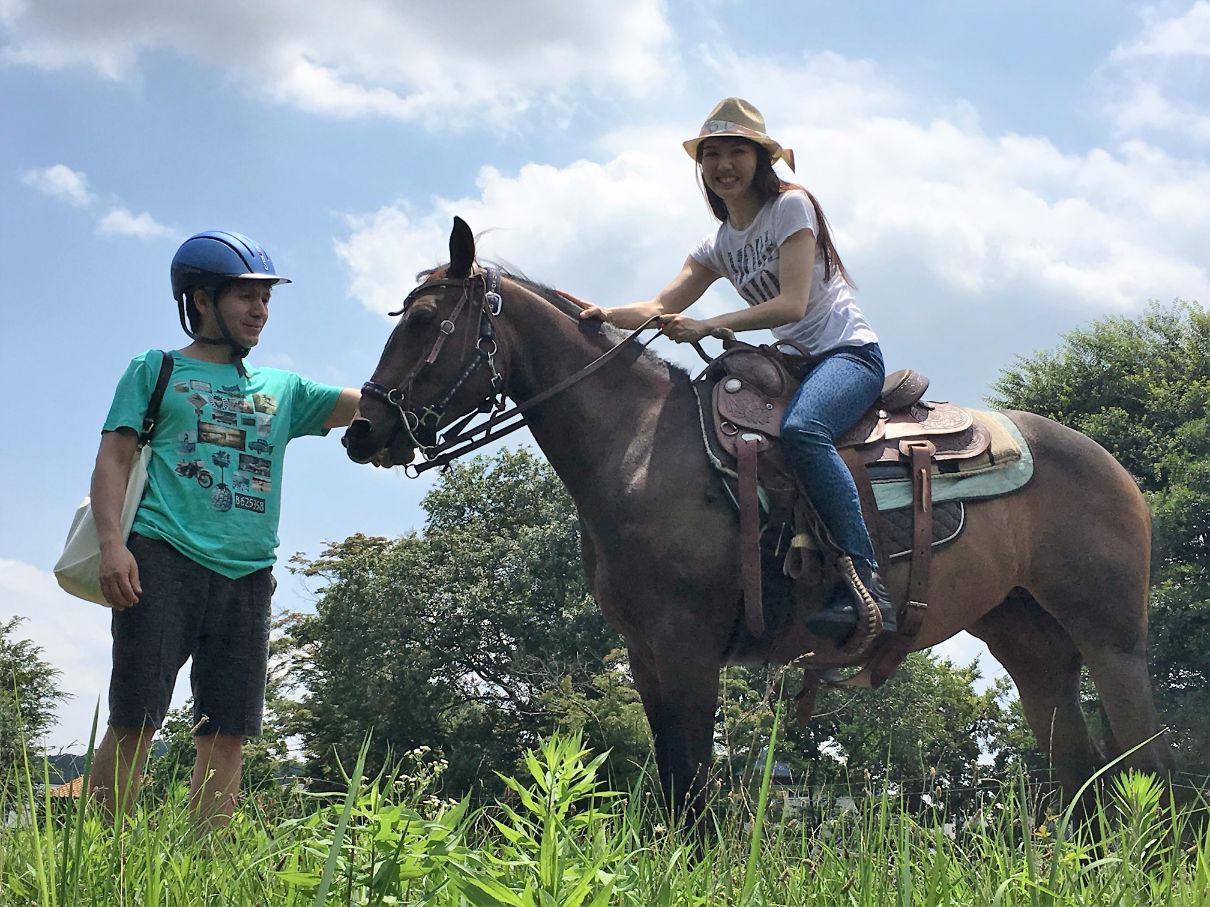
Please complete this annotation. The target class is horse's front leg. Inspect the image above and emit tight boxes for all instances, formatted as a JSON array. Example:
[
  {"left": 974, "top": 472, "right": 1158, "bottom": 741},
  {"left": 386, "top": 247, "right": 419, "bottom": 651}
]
[{"left": 629, "top": 628, "right": 721, "bottom": 829}]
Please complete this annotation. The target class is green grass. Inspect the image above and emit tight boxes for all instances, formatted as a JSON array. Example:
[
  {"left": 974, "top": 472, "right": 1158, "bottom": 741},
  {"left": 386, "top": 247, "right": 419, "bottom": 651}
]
[{"left": 2, "top": 733, "right": 1208, "bottom": 906}]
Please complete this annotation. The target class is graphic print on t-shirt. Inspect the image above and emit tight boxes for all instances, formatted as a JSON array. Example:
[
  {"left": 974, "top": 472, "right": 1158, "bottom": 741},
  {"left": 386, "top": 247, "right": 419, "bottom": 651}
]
[
  {"left": 724, "top": 230, "right": 782, "bottom": 307},
  {"left": 174, "top": 458, "right": 213, "bottom": 487},
  {"left": 172, "top": 378, "right": 279, "bottom": 513},
  {"left": 210, "top": 450, "right": 233, "bottom": 512}
]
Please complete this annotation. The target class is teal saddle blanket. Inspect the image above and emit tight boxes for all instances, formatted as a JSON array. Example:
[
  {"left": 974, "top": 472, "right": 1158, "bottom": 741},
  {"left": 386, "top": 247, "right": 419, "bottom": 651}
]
[{"left": 870, "top": 410, "right": 1034, "bottom": 511}]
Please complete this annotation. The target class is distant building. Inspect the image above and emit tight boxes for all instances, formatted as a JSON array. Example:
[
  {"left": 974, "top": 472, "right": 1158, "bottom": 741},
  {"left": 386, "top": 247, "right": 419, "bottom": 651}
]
[{"left": 50, "top": 776, "right": 85, "bottom": 799}]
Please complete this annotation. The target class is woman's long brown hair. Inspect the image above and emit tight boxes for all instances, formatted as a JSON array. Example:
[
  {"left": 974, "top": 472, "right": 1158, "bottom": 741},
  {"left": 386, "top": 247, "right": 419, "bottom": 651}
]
[{"left": 698, "top": 140, "right": 854, "bottom": 286}]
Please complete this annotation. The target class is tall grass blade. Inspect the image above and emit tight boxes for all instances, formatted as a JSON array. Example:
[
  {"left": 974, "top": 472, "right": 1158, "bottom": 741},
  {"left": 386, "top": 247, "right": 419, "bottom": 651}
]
[
  {"left": 57, "top": 701, "right": 100, "bottom": 905},
  {"left": 18, "top": 716, "right": 52, "bottom": 907},
  {"left": 739, "top": 702, "right": 780, "bottom": 905},
  {"left": 311, "top": 737, "right": 370, "bottom": 907}
]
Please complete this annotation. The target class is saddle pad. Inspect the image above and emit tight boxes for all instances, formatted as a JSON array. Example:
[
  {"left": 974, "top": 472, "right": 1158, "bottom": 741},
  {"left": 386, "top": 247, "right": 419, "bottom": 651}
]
[
  {"left": 871, "top": 410, "right": 1034, "bottom": 511},
  {"left": 880, "top": 501, "right": 964, "bottom": 559}
]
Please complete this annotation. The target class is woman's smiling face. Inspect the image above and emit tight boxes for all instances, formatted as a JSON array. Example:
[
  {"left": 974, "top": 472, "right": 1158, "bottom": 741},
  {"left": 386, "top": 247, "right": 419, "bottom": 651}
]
[{"left": 699, "top": 136, "right": 759, "bottom": 203}]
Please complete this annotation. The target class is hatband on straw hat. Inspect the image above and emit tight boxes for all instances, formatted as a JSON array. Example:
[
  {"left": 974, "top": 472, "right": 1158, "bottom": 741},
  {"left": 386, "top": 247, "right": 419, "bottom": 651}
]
[{"left": 682, "top": 97, "right": 796, "bottom": 172}]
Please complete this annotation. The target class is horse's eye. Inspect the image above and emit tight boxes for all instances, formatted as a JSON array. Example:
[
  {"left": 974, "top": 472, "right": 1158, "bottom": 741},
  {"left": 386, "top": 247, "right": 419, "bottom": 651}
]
[{"left": 406, "top": 300, "right": 437, "bottom": 325}]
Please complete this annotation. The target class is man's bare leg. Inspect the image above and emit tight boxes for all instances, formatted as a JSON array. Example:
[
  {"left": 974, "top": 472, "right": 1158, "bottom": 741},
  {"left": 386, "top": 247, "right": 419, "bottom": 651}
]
[
  {"left": 190, "top": 733, "right": 243, "bottom": 828},
  {"left": 88, "top": 724, "right": 157, "bottom": 823}
]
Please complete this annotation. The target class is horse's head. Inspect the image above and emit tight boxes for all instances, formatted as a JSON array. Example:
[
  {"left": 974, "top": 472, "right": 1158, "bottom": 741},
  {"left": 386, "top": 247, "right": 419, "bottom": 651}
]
[{"left": 344, "top": 217, "right": 505, "bottom": 468}]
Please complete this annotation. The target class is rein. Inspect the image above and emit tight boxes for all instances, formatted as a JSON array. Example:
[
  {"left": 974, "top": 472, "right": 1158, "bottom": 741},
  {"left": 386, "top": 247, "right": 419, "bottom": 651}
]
[{"left": 362, "top": 270, "right": 665, "bottom": 475}]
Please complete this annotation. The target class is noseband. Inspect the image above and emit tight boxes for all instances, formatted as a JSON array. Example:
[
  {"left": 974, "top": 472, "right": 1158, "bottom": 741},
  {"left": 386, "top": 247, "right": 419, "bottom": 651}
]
[{"left": 360, "top": 268, "right": 506, "bottom": 462}]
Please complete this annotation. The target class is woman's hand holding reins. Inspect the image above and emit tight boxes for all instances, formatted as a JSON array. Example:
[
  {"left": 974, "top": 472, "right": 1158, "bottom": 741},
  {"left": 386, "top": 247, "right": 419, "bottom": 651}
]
[
  {"left": 656, "top": 313, "right": 720, "bottom": 343},
  {"left": 577, "top": 304, "right": 610, "bottom": 323},
  {"left": 578, "top": 300, "right": 668, "bottom": 330}
]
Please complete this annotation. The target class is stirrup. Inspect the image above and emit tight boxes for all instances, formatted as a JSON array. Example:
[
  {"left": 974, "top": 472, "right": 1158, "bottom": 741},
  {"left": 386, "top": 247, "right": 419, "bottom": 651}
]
[{"left": 806, "top": 558, "right": 897, "bottom": 642}]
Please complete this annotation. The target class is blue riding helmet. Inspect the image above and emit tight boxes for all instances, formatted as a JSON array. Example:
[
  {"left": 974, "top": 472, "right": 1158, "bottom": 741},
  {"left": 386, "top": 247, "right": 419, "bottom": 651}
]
[{"left": 170, "top": 230, "right": 291, "bottom": 302}]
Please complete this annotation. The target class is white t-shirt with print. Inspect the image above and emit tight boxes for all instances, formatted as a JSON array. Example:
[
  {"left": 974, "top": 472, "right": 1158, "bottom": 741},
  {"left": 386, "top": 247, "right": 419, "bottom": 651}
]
[{"left": 690, "top": 190, "right": 877, "bottom": 356}]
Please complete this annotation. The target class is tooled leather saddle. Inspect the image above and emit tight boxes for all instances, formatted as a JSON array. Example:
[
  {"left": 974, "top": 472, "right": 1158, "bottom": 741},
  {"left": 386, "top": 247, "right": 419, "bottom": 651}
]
[{"left": 699, "top": 339, "right": 992, "bottom": 693}]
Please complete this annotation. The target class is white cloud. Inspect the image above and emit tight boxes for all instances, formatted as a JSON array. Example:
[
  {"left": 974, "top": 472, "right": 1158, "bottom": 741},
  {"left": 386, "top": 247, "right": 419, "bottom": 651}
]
[
  {"left": 97, "top": 206, "right": 174, "bottom": 240},
  {"left": 20, "top": 163, "right": 93, "bottom": 206},
  {"left": 1, "top": 0, "right": 678, "bottom": 125},
  {"left": 20, "top": 163, "right": 176, "bottom": 241},
  {"left": 262, "top": 352, "right": 297, "bottom": 370},
  {"left": 1104, "top": 81, "right": 1210, "bottom": 144},
  {"left": 336, "top": 206, "right": 436, "bottom": 317},
  {"left": 1101, "top": 2, "right": 1210, "bottom": 145},
  {"left": 336, "top": 51, "right": 1210, "bottom": 326},
  {"left": 1111, "top": 1, "right": 1210, "bottom": 61},
  {"left": 336, "top": 151, "right": 717, "bottom": 320}
]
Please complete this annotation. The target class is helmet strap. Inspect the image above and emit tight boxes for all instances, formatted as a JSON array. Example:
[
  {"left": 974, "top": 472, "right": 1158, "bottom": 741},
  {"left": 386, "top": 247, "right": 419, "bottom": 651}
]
[{"left": 177, "top": 290, "right": 251, "bottom": 378}]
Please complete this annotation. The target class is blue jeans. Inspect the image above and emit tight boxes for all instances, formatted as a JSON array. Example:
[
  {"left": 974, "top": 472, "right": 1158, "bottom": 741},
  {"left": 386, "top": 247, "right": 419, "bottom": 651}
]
[{"left": 780, "top": 342, "right": 885, "bottom": 570}]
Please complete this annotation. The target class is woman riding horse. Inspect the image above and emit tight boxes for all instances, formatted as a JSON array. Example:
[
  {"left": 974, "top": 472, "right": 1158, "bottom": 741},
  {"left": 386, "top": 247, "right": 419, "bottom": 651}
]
[{"left": 579, "top": 96, "right": 893, "bottom": 643}]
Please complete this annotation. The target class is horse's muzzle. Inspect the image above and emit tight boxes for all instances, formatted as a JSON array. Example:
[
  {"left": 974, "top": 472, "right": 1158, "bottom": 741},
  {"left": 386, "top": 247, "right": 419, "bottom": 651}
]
[
  {"left": 343, "top": 416, "right": 416, "bottom": 468},
  {"left": 343, "top": 417, "right": 384, "bottom": 465}
]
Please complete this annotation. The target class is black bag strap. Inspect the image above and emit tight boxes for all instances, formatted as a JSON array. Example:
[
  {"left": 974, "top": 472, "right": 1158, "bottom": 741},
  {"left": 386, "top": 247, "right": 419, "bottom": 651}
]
[{"left": 139, "top": 350, "right": 175, "bottom": 445}]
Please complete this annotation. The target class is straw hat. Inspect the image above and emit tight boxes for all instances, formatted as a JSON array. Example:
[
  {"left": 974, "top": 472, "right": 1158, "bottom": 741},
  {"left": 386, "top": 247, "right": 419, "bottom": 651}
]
[{"left": 682, "top": 97, "right": 796, "bottom": 171}]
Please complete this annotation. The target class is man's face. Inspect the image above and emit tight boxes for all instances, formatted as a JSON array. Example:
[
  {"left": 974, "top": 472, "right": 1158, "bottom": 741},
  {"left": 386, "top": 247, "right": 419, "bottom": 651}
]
[{"left": 200, "top": 278, "right": 272, "bottom": 348}]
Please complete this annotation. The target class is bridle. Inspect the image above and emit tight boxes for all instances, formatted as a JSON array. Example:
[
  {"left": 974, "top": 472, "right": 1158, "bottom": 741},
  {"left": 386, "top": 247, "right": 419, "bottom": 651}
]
[
  {"left": 359, "top": 267, "right": 664, "bottom": 475},
  {"left": 360, "top": 267, "right": 506, "bottom": 466}
]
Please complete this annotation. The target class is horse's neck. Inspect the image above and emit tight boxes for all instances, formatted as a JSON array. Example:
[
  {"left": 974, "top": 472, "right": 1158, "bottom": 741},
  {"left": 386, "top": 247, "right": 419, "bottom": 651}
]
[{"left": 501, "top": 286, "right": 687, "bottom": 504}]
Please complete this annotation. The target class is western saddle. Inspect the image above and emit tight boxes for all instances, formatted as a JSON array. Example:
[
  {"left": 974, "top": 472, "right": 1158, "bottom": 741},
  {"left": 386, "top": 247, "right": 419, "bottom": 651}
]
[{"left": 699, "top": 338, "right": 992, "bottom": 713}]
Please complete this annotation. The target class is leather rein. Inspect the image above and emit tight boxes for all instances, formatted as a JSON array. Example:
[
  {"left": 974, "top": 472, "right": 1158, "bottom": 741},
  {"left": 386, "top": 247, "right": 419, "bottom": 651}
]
[{"left": 360, "top": 268, "right": 664, "bottom": 475}]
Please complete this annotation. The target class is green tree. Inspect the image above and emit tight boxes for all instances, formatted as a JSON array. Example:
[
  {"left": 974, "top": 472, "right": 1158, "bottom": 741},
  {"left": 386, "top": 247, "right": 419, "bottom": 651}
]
[
  {"left": 281, "top": 532, "right": 470, "bottom": 788},
  {"left": 0, "top": 617, "right": 65, "bottom": 789},
  {"left": 989, "top": 300, "right": 1210, "bottom": 770},
  {"left": 539, "top": 648, "right": 653, "bottom": 791},
  {"left": 820, "top": 655, "right": 1009, "bottom": 790},
  {"left": 717, "top": 655, "right": 1014, "bottom": 803},
  {"left": 281, "top": 449, "right": 631, "bottom": 796}
]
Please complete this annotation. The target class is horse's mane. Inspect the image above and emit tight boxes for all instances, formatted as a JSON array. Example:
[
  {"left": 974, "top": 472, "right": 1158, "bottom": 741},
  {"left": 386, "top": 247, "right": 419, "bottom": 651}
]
[{"left": 417, "top": 262, "right": 690, "bottom": 381}]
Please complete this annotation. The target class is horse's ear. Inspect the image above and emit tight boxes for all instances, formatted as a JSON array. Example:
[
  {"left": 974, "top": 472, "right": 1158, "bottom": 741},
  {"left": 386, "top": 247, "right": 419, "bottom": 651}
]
[{"left": 448, "top": 217, "right": 475, "bottom": 278}]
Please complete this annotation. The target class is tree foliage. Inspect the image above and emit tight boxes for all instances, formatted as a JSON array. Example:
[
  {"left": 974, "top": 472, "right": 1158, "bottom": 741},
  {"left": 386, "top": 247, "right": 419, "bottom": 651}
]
[
  {"left": 281, "top": 449, "right": 625, "bottom": 795},
  {"left": 989, "top": 300, "right": 1210, "bottom": 768},
  {"left": 818, "top": 656, "right": 1011, "bottom": 788},
  {"left": 0, "top": 617, "right": 65, "bottom": 789},
  {"left": 717, "top": 656, "right": 1021, "bottom": 805}
]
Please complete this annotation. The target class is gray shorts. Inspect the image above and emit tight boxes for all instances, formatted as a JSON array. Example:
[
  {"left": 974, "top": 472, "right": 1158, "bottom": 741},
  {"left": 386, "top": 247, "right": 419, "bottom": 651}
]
[{"left": 108, "top": 533, "right": 274, "bottom": 737}]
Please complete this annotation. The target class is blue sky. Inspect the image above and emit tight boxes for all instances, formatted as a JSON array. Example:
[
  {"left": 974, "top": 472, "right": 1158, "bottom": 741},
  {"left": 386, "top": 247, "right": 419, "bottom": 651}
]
[{"left": 2, "top": 1, "right": 1207, "bottom": 751}]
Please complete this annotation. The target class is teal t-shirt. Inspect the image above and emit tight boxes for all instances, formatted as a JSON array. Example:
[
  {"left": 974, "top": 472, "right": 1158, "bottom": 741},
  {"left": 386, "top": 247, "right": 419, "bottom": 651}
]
[{"left": 103, "top": 350, "right": 343, "bottom": 579}]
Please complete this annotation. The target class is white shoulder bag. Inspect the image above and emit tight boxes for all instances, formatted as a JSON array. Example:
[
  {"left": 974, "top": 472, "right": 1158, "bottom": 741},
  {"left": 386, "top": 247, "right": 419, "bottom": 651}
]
[{"left": 54, "top": 352, "right": 174, "bottom": 606}]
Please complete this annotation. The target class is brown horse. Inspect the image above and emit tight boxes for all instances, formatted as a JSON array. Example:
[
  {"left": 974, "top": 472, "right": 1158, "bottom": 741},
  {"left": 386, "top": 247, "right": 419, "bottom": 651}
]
[{"left": 344, "top": 217, "right": 1170, "bottom": 820}]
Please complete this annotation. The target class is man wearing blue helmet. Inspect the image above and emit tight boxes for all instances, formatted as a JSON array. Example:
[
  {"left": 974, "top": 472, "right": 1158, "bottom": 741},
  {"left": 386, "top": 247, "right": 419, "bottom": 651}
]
[
  {"left": 171, "top": 230, "right": 291, "bottom": 374},
  {"left": 85, "top": 230, "right": 359, "bottom": 828}
]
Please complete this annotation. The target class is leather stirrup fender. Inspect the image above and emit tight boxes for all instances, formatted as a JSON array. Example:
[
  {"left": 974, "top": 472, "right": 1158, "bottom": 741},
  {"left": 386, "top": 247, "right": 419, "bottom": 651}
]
[
  {"left": 867, "top": 439, "right": 935, "bottom": 688},
  {"left": 737, "top": 433, "right": 765, "bottom": 637},
  {"left": 903, "top": 438, "right": 935, "bottom": 629}
]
